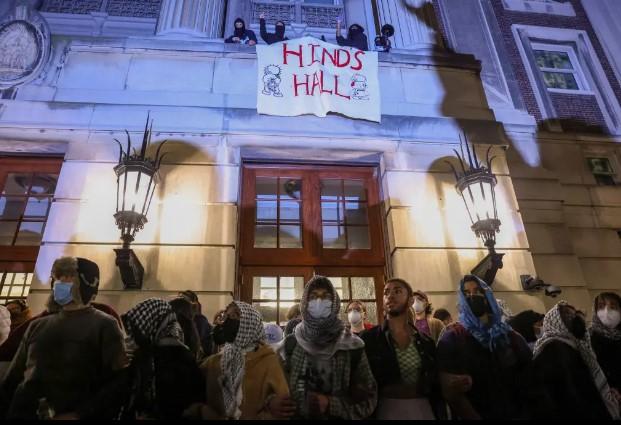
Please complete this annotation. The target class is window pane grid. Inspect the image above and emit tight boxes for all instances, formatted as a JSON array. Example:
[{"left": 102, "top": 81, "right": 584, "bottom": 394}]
[
  {"left": 254, "top": 177, "right": 302, "bottom": 248},
  {"left": 0, "top": 172, "right": 57, "bottom": 247},
  {"left": 321, "top": 179, "right": 370, "bottom": 249},
  {"left": 0, "top": 272, "right": 33, "bottom": 304},
  {"left": 252, "top": 276, "right": 305, "bottom": 325}
]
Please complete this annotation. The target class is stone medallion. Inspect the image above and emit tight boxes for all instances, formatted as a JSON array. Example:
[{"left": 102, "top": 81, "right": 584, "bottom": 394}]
[{"left": 0, "top": 3, "right": 51, "bottom": 89}]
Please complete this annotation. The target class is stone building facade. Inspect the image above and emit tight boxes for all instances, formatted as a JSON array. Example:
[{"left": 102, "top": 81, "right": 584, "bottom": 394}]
[{"left": 0, "top": 0, "right": 619, "bottom": 322}]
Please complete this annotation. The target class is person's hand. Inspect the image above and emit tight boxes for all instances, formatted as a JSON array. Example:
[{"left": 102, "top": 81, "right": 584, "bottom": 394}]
[
  {"left": 447, "top": 374, "right": 472, "bottom": 394},
  {"left": 260, "top": 12, "right": 265, "bottom": 19},
  {"left": 248, "top": 40, "right": 257, "bottom": 46},
  {"left": 52, "top": 412, "right": 79, "bottom": 420},
  {"left": 268, "top": 394, "right": 296, "bottom": 418},
  {"left": 232, "top": 36, "right": 240, "bottom": 43},
  {"left": 308, "top": 392, "right": 329, "bottom": 415}
]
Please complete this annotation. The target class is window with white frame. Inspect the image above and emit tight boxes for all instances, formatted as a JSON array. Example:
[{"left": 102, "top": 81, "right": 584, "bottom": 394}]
[{"left": 531, "top": 43, "right": 589, "bottom": 93}]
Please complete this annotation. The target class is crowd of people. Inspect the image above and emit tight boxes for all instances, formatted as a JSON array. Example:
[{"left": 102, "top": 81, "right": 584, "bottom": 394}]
[
  {"left": 0, "top": 255, "right": 619, "bottom": 420},
  {"left": 225, "top": 14, "right": 386, "bottom": 52}
]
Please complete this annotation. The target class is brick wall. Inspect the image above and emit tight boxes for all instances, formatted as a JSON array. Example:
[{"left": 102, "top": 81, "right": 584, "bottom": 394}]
[
  {"left": 549, "top": 93, "right": 608, "bottom": 132},
  {"left": 490, "top": 0, "right": 621, "bottom": 128}
]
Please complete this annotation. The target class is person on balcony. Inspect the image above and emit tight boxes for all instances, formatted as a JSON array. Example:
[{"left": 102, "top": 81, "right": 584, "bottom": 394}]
[
  {"left": 259, "top": 13, "right": 288, "bottom": 45},
  {"left": 225, "top": 18, "right": 257, "bottom": 46},
  {"left": 336, "top": 19, "right": 368, "bottom": 51}
]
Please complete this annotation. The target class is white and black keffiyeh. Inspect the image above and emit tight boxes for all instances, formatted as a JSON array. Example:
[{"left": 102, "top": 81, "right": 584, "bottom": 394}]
[
  {"left": 123, "top": 298, "right": 184, "bottom": 346},
  {"left": 297, "top": 276, "right": 345, "bottom": 349},
  {"left": 534, "top": 302, "right": 620, "bottom": 419},
  {"left": 220, "top": 301, "right": 266, "bottom": 420}
]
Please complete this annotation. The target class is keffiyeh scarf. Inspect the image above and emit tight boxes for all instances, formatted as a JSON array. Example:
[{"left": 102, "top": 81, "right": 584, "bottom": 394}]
[
  {"left": 220, "top": 301, "right": 266, "bottom": 420},
  {"left": 590, "top": 296, "right": 621, "bottom": 342},
  {"left": 122, "top": 298, "right": 184, "bottom": 346},
  {"left": 295, "top": 276, "right": 345, "bottom": 353},
  {"left": 534, "top": 302, "right": 620, "bottom": 419}
]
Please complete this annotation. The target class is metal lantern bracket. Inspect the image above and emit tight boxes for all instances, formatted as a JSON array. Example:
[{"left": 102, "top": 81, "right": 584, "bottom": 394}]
[
  {"left": 447, "top": 136, "right": 503, "bottom": 286},
  {"left": 112, "top": 114, "right": 167, "bottom": 290}
]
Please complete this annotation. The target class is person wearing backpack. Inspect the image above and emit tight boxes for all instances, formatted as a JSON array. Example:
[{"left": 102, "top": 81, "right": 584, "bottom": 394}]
[
  {"left": 276, "top": 276, "right": 377, "bottom": 420},
  {"left": 436, "top": 275, "right": 532, "bottom": 420},
  {"left": 361, "top": 278, "right": 445, "bottom": 419}
]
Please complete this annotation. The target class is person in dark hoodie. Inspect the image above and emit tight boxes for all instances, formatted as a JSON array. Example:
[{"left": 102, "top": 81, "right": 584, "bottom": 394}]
[
  {"left": 336, "top": 19, "right": 368, "bottom": 51},
  {"left": 259, "top": 13, "right": 288, "bottom": 45},
  {"left": 225, "top": 18, "right": 257, "bottom": 46}
]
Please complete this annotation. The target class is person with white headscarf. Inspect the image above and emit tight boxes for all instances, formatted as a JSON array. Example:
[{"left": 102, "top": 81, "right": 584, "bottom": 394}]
[
  {"left": 590, "top": 292, "right": 621, "bottom": 400},
  {"left": 529, "top": 301, "right": 620, "bottom": 420},
  {"left": 198, "top": 301, "right": 293, "bottom": 420},
  {"left": 277, "top": 275, "right": 377, "bottom": 420}
]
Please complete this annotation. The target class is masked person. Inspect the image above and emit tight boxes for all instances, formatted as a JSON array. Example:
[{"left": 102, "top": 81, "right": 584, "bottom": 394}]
[
  {"left": 0, "top": 257, "right": 127, "bottom": 420},
  {"left": 361, "top": 279, "right": 445, "bottom": 420},
  {"left": 590, "top": 293, "right": 621, "bottom": 406},
  {"left": 259, "top": 13, "right": 288, "bottom": 45},
  {"left": 196, "top": 301, "right": 293, "bottom": 420},
  {"left": 436, "top": 275, "right": 532, "bottom": 420},
  {"left": 346, "top": 300, "right": 373, "bottom": 335},
  {"left": 411, "top": 290, "right": 445, "bottom": 343},
  {"left": 225, "top": 18, "right": 257, "bottom": 46},
  {"left": 121, "top": 298, "right": 204, "bottom": 420},
  {"left": 336, "top": 20, "right": 368, "bottom": 51},
  {"left": 529, "top": 301, "right": 620, "bottom": 420},
  {"left": 507, "top": 310, "right": 544, "bottom": 351},
  {"left": 277, "top": 276, "right": 377, "bottom": 420},
  {"left": 169, "top": 297, "right": 204, "bottom": 361}
]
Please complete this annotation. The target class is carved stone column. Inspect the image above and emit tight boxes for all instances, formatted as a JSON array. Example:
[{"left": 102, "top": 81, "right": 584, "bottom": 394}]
[
  {"left": 156, "top": 0, "right": 225, "bottom": 38},
  {"left": 375, "top": 0, "right": 442, "bottom": 51}
]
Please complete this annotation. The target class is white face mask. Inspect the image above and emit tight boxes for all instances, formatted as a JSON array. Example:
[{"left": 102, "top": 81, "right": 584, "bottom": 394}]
[
  {"left": 597, "top": 308, "right": 621, "bottom": 329},
  {"left": 413, "top": 299, "right": 426, "bottom": 314},
  {"left": 348, "top": 311, "right": 362, "bottom": 325},
  {"left": 308, "top": 299, "right": 332, "bottom": 319},
  {"left": 535, "top": 328, "right": 543, "bottom": 339}
]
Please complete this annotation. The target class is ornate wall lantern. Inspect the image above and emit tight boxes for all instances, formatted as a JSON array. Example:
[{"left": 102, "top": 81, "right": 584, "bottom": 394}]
[
  {"left": 447, "top": 137, "right": 504, "bottom": 286},
  {"left": 112, "top": 116, "right": 167, "bottom": 289}
]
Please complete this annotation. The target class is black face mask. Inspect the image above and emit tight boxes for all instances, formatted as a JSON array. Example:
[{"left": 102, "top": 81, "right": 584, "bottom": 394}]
[
  {"left": 275, "top": 23, "right": 285, "bottom": 38},
  {"left": 349, "top": 27, "right": 361, "bottom": 37},
  {"left": 213, "top": 318, "right": 240, "bottom": 345},
  {"left": 570, "top": 315, "right": 587, "bottom": 339},
  {"left": 467, "top": 295, "right": 488, "bottom": 318}
]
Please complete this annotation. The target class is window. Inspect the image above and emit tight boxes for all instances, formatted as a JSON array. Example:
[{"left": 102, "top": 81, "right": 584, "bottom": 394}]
[
  {"left": 587, "top": 157, "right": 617, "bottom": 186},
  {"left": 532, "top": 43, "right": 588, "bottom": 92},
  {"left": 240, "top": 164, "right": 386, "bottom": 324},
  {"left": 0, "top": 157, "right": 62, "bottom": 304},
  {"left": 251, "top": 0, "right": 343, "bottom": 28}
]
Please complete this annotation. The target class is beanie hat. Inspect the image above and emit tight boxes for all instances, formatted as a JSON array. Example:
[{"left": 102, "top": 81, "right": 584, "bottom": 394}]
[{"left": 76, "top": 257, "right": 99, "bottom": 305}]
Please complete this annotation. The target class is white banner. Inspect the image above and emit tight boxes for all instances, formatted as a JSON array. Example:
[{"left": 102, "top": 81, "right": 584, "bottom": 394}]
[{"left": 256, "top": 36, "right": 381, "bottom": 123}]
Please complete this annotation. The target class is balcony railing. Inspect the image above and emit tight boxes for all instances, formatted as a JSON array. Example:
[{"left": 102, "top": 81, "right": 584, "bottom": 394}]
[{"left": 251, "top": 0, "right": 344, "bottom": 28}]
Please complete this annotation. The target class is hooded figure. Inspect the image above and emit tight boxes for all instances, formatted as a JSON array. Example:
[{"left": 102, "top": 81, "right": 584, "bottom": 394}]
[
  {"left": 198, "top": 301, "right": 292, "bottom": 420},
  {"left": 436, "top": 275, "right": 532, "bottom": 420},
  {"left": 507, "top": 310, "right": 544, "bottom": 350},
  {"left": 590, "top": 292, "right": 621, "bottom": 394},
  {"left": 6, "top": 299, "right": 32, "bottom": 331},
  {"left": 260, "top": 17, "right": 288, "bottom": 45},
  {"left": 0, "top": 257, "right": 127, "bottom": 420},
  {"left": 121, "top": 298, "right": 204, "bottom": 420},
  {"left": 529, "top": 301, "right": 620, "bottom": 420},
  {"left": 336, "top": 23, "right": 369, "bottom": 51},
  {"left": 277, "top": 276, "right": 377, "bottom": 420},
  {"left": 225, "top": 18, "right": 257, "bottom": 45}
]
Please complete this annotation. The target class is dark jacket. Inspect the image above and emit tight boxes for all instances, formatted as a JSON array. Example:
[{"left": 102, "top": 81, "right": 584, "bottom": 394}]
[
  {"left": 360, "top": 322, "right": 446, "bottom": 419},
  {"left": 590, "top": 330, "right": 621, "bottom": 391},
  {"left": 121, "top": 343, "right": 205, "bottom": 420},
  {"left": 336, "top": 25, "right": 369, "bottom": 51},
  {"left": 194, "top": 314, "right": 213, "bottom": 357},
  {"left": 529, "top": 340, "right": 612, "bottom": 420},
  {"left": 225, "top": 18, "right": 257, "bottom": 44},
  {"left": 259, "top": 18, "right": 288, "bottom": 45}
]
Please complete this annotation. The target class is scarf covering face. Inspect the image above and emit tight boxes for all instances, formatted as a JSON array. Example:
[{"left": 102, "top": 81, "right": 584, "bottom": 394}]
[
  {"left": 457, "top": 276, "right": 512, "bottom": 351},
  {"left": 534, "top": 302, "right": 620, "bottom": 419},
  {"left": 122, "top": 298, "right": 184, "bottom": 346},
  {"left": 233, "top": 18, "right": 246, "bottom": 38},
  {"left": 296, "top": 276, "right": 345, "bottom": 349},
  {"left": 220, "top": 301, "right": 266, "bottom": 420},
  {"left": 590, "top": 294, "right": 621, "bottom": 342}
]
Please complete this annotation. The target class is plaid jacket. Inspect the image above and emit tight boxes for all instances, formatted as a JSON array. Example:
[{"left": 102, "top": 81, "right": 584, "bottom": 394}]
[{"left": 280, "top": 335, "right": 377, "bottom": 420}]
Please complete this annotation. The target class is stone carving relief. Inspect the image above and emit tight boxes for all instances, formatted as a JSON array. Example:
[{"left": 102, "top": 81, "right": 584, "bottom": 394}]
[
  {"left": 41, "top": 0, "right": 162, "bottom": 18},
  {"left": 0, "top": 2, "right": 51, "bottom": 89}
]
